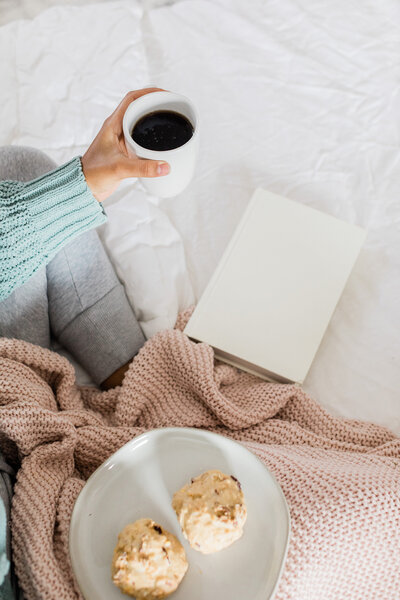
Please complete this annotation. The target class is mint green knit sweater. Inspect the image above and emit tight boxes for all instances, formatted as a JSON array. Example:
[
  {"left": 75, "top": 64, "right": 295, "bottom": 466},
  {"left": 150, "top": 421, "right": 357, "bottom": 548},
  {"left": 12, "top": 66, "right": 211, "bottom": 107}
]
[{"left": 0, "top": 157, "right": 106, "bottom": 301}]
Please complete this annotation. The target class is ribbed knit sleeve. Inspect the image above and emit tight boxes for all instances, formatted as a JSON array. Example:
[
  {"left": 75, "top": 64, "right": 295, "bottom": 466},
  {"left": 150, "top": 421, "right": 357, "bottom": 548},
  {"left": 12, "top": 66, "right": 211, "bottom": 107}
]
[{"left": 0, "top": 156, "right": 107, "bottom": 301}]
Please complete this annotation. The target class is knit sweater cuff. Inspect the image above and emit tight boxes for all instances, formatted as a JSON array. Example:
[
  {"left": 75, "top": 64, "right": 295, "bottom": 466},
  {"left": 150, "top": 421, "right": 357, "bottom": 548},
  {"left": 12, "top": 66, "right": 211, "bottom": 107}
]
[{"left": 26, "top": 156, "right": 106, "bottom": 252}]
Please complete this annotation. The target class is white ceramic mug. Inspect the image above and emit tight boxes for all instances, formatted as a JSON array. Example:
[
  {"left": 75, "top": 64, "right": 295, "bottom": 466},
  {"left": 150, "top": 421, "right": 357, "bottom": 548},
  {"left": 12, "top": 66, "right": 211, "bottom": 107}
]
[{"left": 123, "top": 91, "right": 199, "bottom": 198}]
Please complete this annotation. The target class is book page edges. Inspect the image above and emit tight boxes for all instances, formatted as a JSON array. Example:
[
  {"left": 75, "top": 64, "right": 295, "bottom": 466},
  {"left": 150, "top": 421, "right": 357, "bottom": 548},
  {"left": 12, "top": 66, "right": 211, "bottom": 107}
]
[{"left": 186, "top": 338, "right": 295, "bottom": 383}]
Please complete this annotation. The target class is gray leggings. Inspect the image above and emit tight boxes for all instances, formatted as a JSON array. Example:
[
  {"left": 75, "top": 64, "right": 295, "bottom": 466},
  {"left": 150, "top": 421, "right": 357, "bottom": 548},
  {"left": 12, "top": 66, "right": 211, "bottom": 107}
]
[{"left": 0, "top": 146, "right": 146, "bottom": 385}]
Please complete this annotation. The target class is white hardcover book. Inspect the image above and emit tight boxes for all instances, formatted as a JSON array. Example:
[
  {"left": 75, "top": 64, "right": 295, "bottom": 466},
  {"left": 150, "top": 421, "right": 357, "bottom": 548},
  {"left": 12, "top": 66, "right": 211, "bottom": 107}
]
[{"left": 184, "top": 188, "right": 366, "bottom": 383}]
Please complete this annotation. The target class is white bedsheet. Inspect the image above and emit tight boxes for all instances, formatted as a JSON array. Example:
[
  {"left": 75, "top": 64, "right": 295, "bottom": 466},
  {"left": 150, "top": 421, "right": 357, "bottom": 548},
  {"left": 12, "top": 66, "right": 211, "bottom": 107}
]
[{"left": 1, "top": 0, "right": 399, "bottom": 432}]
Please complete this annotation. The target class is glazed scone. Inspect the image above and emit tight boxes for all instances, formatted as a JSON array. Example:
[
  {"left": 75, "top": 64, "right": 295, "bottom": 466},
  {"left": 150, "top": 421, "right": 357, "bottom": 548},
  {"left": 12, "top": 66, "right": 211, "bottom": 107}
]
[
  {"left": 111, "top": 518, "right": 188, "bottom": 599},
  {"left": 172, "top": 470, "right": 247, "bottom": 554}
]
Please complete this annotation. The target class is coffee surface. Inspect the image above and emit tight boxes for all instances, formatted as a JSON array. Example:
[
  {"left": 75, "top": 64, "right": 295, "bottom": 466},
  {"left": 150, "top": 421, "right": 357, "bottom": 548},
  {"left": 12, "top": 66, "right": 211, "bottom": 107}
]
[{"left": 131, "top": 110, "right": 193, "bottom": 151}]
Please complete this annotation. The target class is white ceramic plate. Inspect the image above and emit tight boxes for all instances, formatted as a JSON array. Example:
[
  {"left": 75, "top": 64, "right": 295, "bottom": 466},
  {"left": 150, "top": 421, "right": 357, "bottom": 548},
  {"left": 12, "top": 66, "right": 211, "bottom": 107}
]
[{"left": 69, "top": 428, "right": 290, "bottom": 600}]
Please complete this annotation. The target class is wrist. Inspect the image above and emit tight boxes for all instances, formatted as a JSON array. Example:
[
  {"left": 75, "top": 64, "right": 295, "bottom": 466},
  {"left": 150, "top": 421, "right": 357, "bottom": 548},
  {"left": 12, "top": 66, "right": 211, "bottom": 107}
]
[{"left": 80, "top": 154, "right": 97, "bottom": 201}]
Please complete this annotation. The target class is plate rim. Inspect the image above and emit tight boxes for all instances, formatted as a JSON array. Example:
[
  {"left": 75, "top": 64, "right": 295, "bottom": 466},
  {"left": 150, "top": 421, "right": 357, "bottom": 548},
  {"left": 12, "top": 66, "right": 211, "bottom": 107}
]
[{"left": 69, "top": 427, "right": 291, "bottom": 600}]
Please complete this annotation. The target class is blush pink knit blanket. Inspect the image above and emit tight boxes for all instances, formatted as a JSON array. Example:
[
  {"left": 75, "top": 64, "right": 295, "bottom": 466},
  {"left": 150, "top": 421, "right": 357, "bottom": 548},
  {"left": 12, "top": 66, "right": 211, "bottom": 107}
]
[{"left": 0, "top": 314, "right": 399, "bottom": 600}]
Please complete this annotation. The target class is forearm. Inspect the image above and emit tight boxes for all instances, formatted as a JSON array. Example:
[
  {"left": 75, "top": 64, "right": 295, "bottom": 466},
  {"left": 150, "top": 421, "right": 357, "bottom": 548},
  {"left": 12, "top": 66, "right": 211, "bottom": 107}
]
[{"left": 0, "top": 156, "right": 106, "bottom": 301}]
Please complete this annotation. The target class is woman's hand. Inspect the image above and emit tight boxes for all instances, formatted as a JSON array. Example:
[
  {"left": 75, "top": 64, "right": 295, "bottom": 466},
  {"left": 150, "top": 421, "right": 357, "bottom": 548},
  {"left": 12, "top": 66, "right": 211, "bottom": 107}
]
[{"left": 81, "top": 89, "right": 170, "bottom": 202}]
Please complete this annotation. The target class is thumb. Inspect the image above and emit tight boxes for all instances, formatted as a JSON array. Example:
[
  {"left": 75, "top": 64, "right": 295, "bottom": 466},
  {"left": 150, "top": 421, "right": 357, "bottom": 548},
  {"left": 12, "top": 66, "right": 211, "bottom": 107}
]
[{"left": 119, "top": 156, "right": 170, "bottom": 179}]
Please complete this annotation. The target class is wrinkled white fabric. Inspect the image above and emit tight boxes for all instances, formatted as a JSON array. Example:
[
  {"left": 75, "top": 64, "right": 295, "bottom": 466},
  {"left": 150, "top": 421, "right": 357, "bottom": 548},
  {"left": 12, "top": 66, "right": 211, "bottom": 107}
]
[
  {"left": 0, "top": 0, "right": 399, "bottom": 432},
  {"left": 99, "top": 182, "right": 195, "bottom": 338}
]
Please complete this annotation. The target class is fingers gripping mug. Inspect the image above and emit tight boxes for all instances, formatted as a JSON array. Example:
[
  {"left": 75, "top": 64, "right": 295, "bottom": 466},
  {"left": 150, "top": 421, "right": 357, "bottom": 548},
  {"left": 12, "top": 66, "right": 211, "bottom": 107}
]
[{"left": 123, "top": 91, "right": 199, "bottom": 198}]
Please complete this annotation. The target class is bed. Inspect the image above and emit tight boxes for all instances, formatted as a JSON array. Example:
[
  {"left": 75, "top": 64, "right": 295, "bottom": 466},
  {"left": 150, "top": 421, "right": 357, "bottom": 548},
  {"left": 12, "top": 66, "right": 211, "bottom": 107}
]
[{"left": 0, "top": 0, "right": 399, "bottom": 433}]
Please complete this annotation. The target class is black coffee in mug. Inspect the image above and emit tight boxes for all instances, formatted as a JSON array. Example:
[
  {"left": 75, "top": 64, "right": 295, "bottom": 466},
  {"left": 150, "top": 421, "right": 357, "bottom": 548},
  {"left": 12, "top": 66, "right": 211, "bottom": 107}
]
[{"left": 131, "top": 110, "right": 194, "bottom": 151}]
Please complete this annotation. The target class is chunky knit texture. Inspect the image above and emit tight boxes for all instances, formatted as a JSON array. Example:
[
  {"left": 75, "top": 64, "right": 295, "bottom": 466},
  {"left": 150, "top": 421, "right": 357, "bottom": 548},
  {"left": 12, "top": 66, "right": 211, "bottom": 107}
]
[
  {"left": 0, "top": 157, "right": 106, "bottom": 301},
  {"left": 0, "top": 310, "right": 399, "bottom": 600}
]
